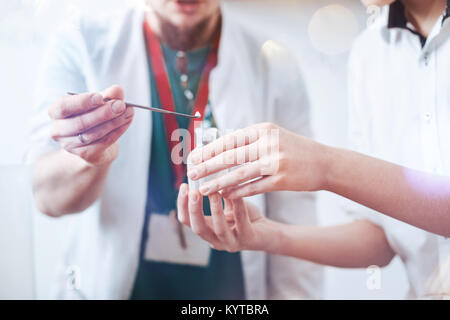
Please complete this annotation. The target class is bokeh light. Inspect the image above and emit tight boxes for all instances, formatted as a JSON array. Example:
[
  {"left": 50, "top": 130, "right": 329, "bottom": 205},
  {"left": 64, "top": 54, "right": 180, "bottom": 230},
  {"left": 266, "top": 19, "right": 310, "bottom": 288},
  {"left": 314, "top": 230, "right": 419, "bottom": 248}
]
[{"left": 308, "top": 4, "right": 359, "bottom": 55}]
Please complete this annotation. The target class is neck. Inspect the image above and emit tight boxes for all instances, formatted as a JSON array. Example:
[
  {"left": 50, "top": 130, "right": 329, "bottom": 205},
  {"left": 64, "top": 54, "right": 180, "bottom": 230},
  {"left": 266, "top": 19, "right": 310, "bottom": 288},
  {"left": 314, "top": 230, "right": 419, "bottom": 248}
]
[
  {"left": 402, "top": 0, "right": 447, "bottom": 37},
  {"left": 146, "top": 9, "right": 221, "bottom": 51}
]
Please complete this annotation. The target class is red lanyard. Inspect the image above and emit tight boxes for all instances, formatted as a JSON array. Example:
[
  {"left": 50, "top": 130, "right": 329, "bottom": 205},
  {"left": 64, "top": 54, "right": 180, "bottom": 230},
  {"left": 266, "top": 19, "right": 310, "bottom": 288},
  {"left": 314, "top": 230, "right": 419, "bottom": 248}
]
[{"left": 143, "top": 20, "right": 219, "bottom": 189}]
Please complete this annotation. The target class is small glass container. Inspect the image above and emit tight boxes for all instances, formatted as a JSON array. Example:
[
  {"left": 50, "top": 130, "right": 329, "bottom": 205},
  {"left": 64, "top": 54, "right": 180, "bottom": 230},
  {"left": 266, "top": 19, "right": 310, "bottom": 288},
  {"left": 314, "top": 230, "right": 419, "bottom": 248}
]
[{"left": 188, "top": 127, "right": 219, "bottom": 190}]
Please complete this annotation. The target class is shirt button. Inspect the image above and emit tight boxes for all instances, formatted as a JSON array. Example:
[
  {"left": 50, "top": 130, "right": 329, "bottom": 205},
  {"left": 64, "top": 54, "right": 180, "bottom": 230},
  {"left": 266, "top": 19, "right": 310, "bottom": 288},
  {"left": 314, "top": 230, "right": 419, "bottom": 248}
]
[
  {"left": 425, "top": 113, "right": 432, "bottom": 121},
  {"left": 423, "top": 53, "right": 429, "bottom": 66}
]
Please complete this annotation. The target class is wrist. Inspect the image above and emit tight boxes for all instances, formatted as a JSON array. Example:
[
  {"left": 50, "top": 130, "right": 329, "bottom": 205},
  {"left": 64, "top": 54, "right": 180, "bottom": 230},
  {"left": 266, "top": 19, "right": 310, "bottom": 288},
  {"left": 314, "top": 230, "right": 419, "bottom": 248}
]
[
  {"left": 320, "top": 145, "right": 346, "bottom": 193},
  {"left": 256, "top": 219, "right": 286, "bottom": 254},
  {"left": 314, "top": 143, "right": 335, "bottom": 191},
  {"left": 263, "top": 222, "right": 312, "bottom": 259}
]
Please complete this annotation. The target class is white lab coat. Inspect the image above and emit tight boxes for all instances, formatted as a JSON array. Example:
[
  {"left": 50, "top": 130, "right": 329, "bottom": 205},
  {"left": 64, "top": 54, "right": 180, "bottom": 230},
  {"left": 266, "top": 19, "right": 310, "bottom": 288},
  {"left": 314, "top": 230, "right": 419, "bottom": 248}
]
[
  {"left": 345, "top": 7, "right": 450, "bottom": 299},
  {"left": 28, "top": 6, "right": 322, "bottom": 300}
]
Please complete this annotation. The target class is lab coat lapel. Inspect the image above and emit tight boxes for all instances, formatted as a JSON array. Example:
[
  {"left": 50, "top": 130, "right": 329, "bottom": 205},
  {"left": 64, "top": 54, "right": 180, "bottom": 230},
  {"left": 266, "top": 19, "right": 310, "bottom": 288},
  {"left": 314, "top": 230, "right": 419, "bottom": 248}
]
[{"left": 96, "top": 9, "right": 152, "bottom": 298}]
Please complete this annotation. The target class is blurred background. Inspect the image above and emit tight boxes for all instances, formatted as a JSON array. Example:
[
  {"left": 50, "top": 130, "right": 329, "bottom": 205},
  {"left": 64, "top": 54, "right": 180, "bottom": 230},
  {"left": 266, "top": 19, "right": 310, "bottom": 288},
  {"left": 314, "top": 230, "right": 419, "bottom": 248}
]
[{"left": 0, "top": 0, "right": 408, "bottom": 299}]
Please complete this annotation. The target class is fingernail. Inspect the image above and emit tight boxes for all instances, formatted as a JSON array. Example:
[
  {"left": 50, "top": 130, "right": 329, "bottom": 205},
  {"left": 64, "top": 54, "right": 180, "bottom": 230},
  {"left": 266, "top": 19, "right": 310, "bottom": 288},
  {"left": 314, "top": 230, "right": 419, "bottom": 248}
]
[
  {"left": 188, "top": 170, "right": 198, "bottom": 180},
  {"left": 190, "top": 191, "right": 199, "bottom": 203},
  {"left": 112, "top": 100, "right": 125, "bottom": 114},
  {"left": 199, "top": 185, "right": 210, "bottom": 195},
  {"left": 91, "top": 93, "right": 103, "bottom": 106}
]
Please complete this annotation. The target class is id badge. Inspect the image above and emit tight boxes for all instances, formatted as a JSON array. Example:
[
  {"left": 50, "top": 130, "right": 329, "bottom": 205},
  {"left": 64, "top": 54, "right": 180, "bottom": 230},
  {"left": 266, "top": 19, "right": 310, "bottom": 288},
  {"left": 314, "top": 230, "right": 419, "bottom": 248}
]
[{"left": 144, "top": 211, "right": 211, "bottom": 267}]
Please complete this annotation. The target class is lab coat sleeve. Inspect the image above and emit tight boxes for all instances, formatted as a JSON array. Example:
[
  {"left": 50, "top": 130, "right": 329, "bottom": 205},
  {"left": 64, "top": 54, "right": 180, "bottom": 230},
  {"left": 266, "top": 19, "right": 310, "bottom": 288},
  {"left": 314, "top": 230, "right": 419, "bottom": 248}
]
[
  {"left": 25, "top": 20, "right": 88, "bottom": 164},
  {"left": 263, "top": 47, "right": 323, "bottom": 299},
  {"left": 342, "top": 37, "right": 380, "bottom": 223},
  {"left": 344, "top": 36, "right": 426, "bottom": 262},
  {"left": 342, "top": 35, "right": 402, "bottom": 241},
  {"left": 343, "top": 37, "right": 415, "bottom": 260}
]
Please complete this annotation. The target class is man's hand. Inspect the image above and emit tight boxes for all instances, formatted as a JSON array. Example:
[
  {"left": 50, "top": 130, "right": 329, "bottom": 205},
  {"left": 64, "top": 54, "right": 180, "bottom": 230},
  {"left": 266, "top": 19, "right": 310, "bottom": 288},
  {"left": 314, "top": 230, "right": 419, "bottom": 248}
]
[
  {"left": 48, "top": 85, "right": 134, "bottom": 166},
  {"left": 186, "top": 123, "right": 330, "bottom": 199},
  {"left": 177, "top": 183, "right": 276, "bottom": 252}
]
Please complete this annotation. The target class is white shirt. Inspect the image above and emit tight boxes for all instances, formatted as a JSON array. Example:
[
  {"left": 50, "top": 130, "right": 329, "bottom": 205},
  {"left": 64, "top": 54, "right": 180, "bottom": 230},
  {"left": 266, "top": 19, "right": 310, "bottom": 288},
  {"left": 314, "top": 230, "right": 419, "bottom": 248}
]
[
  {"left": 27, "top": 6, "right": 322, "bottom": 299},
  {"left": 346, "top": 4, "right": 450, "bottom": 299}
]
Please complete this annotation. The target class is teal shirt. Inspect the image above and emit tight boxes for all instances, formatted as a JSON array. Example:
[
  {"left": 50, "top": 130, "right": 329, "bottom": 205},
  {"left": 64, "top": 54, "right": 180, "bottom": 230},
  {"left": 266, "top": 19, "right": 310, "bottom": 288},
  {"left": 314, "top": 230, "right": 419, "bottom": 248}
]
[{"left": 130, "top": 43, "right": 245, "bottom": 300}]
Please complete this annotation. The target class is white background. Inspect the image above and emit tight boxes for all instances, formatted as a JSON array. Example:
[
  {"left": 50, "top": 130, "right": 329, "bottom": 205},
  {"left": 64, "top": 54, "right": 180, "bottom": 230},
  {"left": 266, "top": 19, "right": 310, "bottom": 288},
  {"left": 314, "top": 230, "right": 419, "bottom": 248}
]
[{"left": 0, "top": 0, "right": 408, "bottom": 299}]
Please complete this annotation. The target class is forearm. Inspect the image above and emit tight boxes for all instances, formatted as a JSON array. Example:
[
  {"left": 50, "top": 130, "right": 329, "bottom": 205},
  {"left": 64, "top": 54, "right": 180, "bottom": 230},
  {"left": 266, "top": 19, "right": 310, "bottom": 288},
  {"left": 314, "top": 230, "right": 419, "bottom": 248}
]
[
  {"left": 324, "top": 147, "right": 450, "bottom": 237},
  {"left": 264, "top": 219, "right": 395, "bottom": 268},
  {"left": 32, "top": 150, "right": 111, "bottom": 217}
]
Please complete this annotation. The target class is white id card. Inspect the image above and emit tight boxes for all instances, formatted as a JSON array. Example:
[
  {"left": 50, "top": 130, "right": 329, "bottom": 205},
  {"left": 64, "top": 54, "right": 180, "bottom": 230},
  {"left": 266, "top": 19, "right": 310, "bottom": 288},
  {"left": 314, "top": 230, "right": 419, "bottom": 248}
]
[{"left": 144, "top": 212, "right": 211, "bottom": 267}]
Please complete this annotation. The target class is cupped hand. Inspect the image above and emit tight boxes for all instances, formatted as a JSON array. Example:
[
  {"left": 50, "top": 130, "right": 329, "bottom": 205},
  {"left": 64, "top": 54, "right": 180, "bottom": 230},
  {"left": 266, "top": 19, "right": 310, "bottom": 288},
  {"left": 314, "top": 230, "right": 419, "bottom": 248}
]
[{"left": 177, "top": 183, "right": 275, "bottom": 252}]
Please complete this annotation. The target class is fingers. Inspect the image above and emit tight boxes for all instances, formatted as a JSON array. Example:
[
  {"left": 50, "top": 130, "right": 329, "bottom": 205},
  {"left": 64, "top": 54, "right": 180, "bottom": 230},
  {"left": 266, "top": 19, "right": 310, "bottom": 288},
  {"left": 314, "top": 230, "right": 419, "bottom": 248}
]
[
  {"left": 67, "top": 120, "right": 131, "bottom": 163},
  {"left": 102, "top": 84, "right": 124, "bottom": 101},
  {"left": 222, "top": 176, "right": 277, "bottom": 199},
  {"left": 177, "top": 183, "right": 190, "bottom": 227},
  {"left": 57, "top": 107, "right": 134, "bottom": 149},
  {"left": 184, "top": 191, "right": 255, "bottom": 252},
  {"left": 228, "top": 198, "right": 252, "bottom": 236},
  {"left": 223, "top": 198, "right": 235, "bottom": 221},
  {"left": 50, "top": 99, "right": 127, "bottom": 138},
  {"left": 49, "top": 84, "right": 126, "bottom": 133},
  {"left": 48, "top": 86, "right": 130, "bottom": 166},
  {"left": 209, "top": 193, "right": 235, "bottom": 247},
  {"left": 198, "top": 161, "right": 264, "bottom": 196},
  {"left": 49, "top": 92, "right": 104, "bottom": 119},
  {"left": 187, "top": 142, "right": 259, "bottom": 181},
  {"left": 188, "top": 189, "right": 217, "bottom": 243},
  {"left": 188, "top": 125, "right": 261, "bottom": 166}
]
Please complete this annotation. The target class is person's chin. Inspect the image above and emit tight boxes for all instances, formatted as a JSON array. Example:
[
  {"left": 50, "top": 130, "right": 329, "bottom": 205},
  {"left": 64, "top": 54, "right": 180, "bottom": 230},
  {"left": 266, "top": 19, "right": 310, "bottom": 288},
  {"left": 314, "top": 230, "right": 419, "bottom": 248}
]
[{"left": 169, "top": 14, "right": 200, "bottom": 29}]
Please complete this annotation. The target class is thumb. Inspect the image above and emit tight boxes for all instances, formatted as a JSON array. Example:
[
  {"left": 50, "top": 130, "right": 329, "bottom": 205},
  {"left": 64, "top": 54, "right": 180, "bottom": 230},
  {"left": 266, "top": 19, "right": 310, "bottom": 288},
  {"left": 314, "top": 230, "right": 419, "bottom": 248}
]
[{"left": 101, "top": 84, "right": 124, "bottom": 101}]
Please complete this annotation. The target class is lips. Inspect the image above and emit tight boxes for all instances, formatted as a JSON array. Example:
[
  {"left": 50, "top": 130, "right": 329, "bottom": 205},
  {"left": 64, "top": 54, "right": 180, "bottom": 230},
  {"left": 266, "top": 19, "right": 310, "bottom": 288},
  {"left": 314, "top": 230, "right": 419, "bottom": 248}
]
[
  {"left": 177, "top": 0, "right": 201, "bottom": 4},
  {"left": 174, "top": 0, "right": 202, "bottom": 13}
]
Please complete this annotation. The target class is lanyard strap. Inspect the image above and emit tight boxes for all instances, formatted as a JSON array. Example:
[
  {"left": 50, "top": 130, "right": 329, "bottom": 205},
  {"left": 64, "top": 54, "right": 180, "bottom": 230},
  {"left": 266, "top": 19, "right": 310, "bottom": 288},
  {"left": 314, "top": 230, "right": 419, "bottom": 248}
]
[{"left": 143, "top": 20, "right": 219, "bottom": 189}]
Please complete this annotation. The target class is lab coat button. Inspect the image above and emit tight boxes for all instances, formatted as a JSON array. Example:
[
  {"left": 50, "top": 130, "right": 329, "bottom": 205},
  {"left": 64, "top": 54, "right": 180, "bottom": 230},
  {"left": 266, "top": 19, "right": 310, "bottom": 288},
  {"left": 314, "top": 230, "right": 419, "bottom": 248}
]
[{"left": 423, "top": 53, "right": 429, "bottom": 66}]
